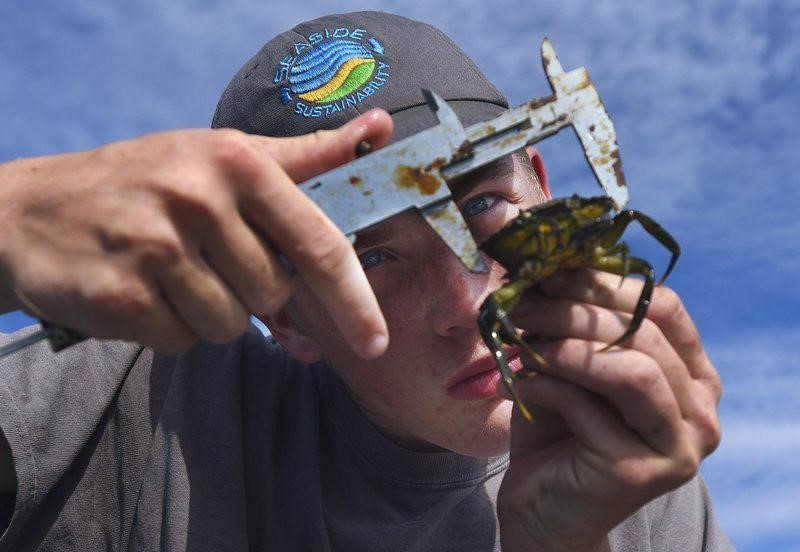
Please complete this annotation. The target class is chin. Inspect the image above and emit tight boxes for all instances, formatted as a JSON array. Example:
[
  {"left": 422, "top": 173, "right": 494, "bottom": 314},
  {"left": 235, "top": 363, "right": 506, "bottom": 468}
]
[{"left": 446, "top": 400, "right": 514, "bottom": 457}]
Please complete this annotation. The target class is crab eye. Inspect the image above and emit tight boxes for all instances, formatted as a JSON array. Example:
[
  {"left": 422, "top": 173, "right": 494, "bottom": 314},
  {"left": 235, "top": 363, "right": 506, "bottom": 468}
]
[
  {"left": 462, "top": 194, "right": 496, "bottom": 217},
  {"left": 357, "top": 249, "right": 388, "bottom": 270}
]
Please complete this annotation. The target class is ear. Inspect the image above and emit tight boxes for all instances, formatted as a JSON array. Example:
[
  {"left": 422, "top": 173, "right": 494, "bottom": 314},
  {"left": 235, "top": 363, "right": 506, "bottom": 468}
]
[
  {"left": 524, "top": 145, "right": 551, "bottom": 199},
  {"left": 257, "top": 307, "right": 323, "bottom": 363}
]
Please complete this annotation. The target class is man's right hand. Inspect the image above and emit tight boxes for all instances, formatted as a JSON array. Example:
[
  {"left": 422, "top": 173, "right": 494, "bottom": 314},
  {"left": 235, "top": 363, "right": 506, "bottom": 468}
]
[{"left": 0, "top": 110, "right": 393, "bottom": 359}]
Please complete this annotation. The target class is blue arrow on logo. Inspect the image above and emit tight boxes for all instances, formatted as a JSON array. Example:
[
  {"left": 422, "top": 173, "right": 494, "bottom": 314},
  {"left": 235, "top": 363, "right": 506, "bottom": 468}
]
[{"left": 368, "top": 38, "right": 384, "bottom": 55}]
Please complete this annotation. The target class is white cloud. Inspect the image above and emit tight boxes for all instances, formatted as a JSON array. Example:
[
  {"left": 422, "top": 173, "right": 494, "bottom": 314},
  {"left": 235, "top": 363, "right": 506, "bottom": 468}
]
[
  {"left": 702, "top": 328, "right": 800, "bottom": 549},
  {"left": 703, "top": 421, "right": 800, "bottom": 549}
]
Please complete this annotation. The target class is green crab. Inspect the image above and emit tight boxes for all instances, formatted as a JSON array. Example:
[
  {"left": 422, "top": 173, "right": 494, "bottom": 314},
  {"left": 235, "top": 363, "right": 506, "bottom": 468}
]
[{"left": 477, "top": 194, "right": 680, "bottom": 422}]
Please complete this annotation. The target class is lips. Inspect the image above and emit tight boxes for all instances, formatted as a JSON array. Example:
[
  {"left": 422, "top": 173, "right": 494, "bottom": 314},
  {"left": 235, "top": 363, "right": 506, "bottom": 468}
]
[{"left": 447, "top": 346, "right": 522, "bottom": 401}]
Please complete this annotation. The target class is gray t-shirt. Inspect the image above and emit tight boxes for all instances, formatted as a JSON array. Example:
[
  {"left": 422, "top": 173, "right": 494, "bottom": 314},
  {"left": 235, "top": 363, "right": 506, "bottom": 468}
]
[{"left": 0, "top": 326, "right": 732, "bottom": 551}]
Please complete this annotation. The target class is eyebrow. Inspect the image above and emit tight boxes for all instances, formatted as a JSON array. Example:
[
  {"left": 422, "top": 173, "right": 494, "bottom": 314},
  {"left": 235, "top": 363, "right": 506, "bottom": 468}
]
[
  {"left": 448, "top": 155, "right": 516, "bottom": 200},
  {"left": 352, "top": 217, "right": 401, "bottom": 251}
]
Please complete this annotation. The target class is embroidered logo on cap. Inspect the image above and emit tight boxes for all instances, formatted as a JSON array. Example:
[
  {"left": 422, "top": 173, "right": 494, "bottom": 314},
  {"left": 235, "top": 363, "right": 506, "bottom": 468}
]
[{"left": 274, "top": 27, "right": 390, "bottom": 118}]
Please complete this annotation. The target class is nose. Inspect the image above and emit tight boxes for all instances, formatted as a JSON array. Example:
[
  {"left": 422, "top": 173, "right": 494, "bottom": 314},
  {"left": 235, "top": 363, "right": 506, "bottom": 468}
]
[{"left": 424, "top": 243, "right": 501, "bottom": 338}]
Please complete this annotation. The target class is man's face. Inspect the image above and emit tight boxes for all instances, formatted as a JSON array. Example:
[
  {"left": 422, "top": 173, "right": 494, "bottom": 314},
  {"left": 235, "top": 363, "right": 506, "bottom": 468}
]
[{"left": 286, "top": 153, "right": 547, "bottom": 456}]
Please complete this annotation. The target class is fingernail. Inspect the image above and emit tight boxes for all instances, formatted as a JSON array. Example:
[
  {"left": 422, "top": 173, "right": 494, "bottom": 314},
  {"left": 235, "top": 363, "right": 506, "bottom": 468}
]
[
  {"left": 355, "top": 140, "right": 372, "bottom": 157},
  {"left": 362, "top": 333, "right": 388, "bottom": 359}
]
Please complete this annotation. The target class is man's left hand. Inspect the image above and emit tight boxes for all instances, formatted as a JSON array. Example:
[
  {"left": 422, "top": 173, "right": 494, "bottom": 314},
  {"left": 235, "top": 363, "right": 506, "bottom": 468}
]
[{"left": 496, "top": 269, "right": 722, "bottom": 552}]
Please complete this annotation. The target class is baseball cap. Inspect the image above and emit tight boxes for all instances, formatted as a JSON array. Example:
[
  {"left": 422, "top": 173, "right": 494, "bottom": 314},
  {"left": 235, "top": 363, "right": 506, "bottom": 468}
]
[{"left": 212, "top": 11, "right": 508, "bottom": 142}]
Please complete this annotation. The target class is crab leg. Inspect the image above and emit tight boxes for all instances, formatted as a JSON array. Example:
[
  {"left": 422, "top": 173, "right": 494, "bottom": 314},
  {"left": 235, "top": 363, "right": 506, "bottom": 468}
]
[
  {"left": 591, "top": 254, "right": 655, "bottom": 351},
  {"left": 478, "top": 260, "right": 551, "bottom": 423},
  {"left": 592, "top": 209, "right": 680, "bottom": 284},
  {"left": 478, "top": 297, "right": 537, "bottom": 423}
]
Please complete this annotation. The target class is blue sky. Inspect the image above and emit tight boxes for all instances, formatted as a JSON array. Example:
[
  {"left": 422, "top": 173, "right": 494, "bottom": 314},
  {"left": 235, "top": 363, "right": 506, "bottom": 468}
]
[{"left": 1, "top": 1, "right": 798, "bottom": 549}]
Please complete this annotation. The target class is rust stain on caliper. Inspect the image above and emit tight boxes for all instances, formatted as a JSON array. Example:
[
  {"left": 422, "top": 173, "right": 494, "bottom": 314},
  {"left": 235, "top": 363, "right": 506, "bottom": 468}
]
[
  {"left": 394, "top": 164, "right": 442, "bottom": 195},
  {"left": 394, "top": 141, "right": 475, "bottom": 196}
]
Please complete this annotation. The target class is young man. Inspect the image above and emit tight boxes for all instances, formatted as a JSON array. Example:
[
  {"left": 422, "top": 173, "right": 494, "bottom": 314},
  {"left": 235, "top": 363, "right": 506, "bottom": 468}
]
[{"left": 0, "top": 11, "right": 731, "bottom": 551}]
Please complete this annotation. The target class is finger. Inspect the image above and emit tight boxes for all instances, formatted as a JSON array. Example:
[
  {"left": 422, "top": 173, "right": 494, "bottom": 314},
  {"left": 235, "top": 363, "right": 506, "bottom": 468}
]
[
  {"left": 157, "top": 249, "right": 251, "bottom": 344},
  {"left": 538, "top": 268, "right": 656, "bottom": 329},
  {"left": 201, "top": 213, "right": 293, "bottom": 317},
  {"left": 240, "top": 156, "right": 388, "bottom": 359},
  {"left": 249, "top": 109, "right": 394, "bottom": 182},
  {"left": 127, "top": 292, "right": 199, "bottom": 353},
  {"left": 514, "top": 294, "right": 681, "bottom": 371},
  {"left": 33, "top": 260, "right": 199, "bottom": 352},
  {"left": 506, "top": 371, "right": 644, "bottom": 461},
  {"left": 510, "top": 372, "right": 700, "bottom": 504},
  {"left": 514, "top": 294, "right": 699, "bottom": 426},
  {"left": 529, "top": 338, "right": 686, "bottom": 455},
  {"left": 518, "top": 286, "right": 691, "bottom": 391},
  {"left": 517, "top": 293, "right": 720, "bottom": 456},
  {"left": 496, "top": 380, "right": 572, "bottom": 453},
  {"left": 541, "top": 269, "right": 716, "bottom": 382},
  {"left": 540, "top": 269, "right": 626, "bottom": 307},
  {"left": 643, "top": 286, "right": 718, "bottom": 384}
]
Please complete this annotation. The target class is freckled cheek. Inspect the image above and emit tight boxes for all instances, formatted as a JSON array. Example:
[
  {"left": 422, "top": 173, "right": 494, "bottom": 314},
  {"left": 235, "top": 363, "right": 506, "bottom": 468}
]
[
  {"left": 336, "top": 264, "right": 455, "bottom": 415},
  {"left": 346, "top": 347, "right": 437, "bottom": 412}
]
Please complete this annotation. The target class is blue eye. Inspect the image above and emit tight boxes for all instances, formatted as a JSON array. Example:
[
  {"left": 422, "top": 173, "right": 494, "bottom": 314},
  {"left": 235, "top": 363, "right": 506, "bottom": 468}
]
[
  {"left": 358, "top": 249, "right": 387, "bottom": 270},
  {"left": 463, "top": 194, "right": 493, "bottom": 217}
]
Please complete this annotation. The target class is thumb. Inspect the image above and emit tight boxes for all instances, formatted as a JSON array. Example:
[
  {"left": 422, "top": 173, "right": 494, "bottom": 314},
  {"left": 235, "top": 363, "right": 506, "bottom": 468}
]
[{"left": 251, "top": 109, "right": 394, "bottom": 183}]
